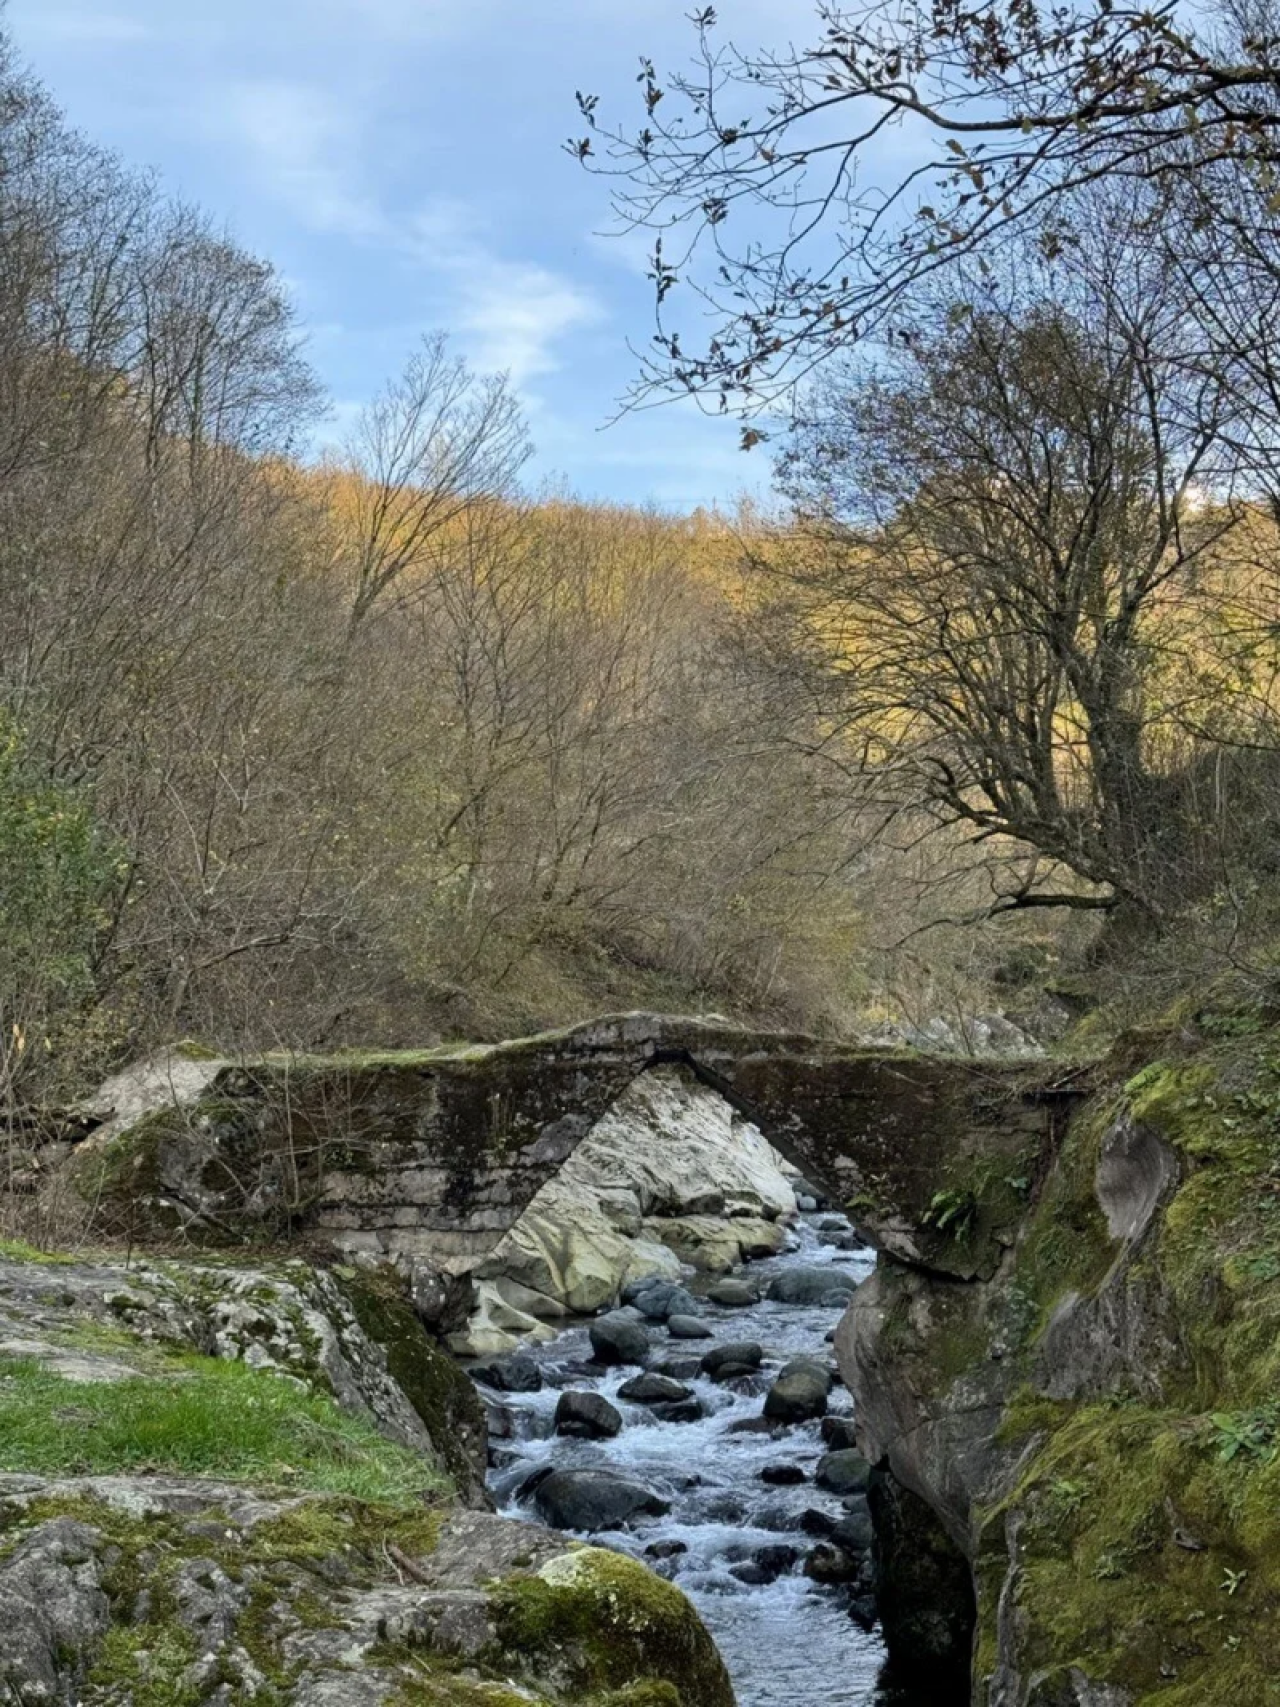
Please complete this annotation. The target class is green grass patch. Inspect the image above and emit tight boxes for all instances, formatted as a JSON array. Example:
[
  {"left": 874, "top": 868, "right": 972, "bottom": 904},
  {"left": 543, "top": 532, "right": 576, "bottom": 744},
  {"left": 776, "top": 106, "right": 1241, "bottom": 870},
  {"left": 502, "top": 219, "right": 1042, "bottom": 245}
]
[
  {"left": 0, "top": 1353, "right": 445, "bottom": 1503},
  {"left": 0, "top": 1236, "right": 77, "bottom": 1264}
]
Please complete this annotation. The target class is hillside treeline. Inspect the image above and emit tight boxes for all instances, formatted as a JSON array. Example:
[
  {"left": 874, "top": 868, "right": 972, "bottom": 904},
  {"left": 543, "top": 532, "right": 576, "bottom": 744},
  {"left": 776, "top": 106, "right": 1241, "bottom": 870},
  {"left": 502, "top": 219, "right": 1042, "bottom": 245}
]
[
  {"left": 16, "top": 0, "right": 1280, "bottom": 1115},
  {"left": 0, "top": 36, "right": 880, "bottom": 1111}
]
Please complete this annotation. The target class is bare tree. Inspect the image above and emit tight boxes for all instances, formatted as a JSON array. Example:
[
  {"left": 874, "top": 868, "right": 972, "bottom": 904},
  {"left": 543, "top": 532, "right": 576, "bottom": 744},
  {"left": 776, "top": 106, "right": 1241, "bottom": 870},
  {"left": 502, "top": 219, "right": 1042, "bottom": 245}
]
[
  {"left": 575, "top": 0, "right": 1280, "bottom": 412},
  {"left": 763, "top": 227, "right": 1245, "bottom": 923},
  {"left": 339, "top": 334, "right": 530, "bottom": 624}
]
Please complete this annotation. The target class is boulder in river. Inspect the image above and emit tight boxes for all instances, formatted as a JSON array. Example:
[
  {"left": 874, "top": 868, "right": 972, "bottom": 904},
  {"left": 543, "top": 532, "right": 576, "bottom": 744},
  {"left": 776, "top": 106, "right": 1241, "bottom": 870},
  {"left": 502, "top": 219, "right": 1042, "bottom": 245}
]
[
  {"left": 485, "top": 1402, "right": 518, "bottom": 1440},
  {"left": 766, "top": 1266, "right": 859, "bottom": 1306},
  {"left": 645, "top": 1212, "right": 787, "bottom": 1273},
  {"left": 804, "top": 1541, "right": 861, "bottom": 1584},
  {"left": 706, "top": 1279, "right": 758, "bottom": 1307},
  {"left": 820, "top": 1415, "right": 859, "bottom": 1451},
  {"left": 815, "top": 1448, "right": 872, "bottom": 1496},
  {"left": 753, "top": 1543, "right": 801, "bottom": 1582},
  {"left": 653, "top": 1356, "right": 702, "bottom": 1380},
  {"left": 763, "top": 1356, "right": 832, "bottom": 1423},
  {"left": 645, "top": 1539, "right": 689, "bottom": 1561},
  {"left": 633, "top": 1281, "right": 699, "bottom": 1321},
  {"left": 470, "top": 1352, "right": 542, "bottom": 1392},
  {"left": 533, "top": 1467, "right": 670, "bottom": 1532},
  {"left": 709, "top": 1361, "right": 763, "bottom": 1385},
  {"left": 725, "top": 1416, "right": 783, "bottom": 1437},
  {"left": 760, "top": 1464, "right": 806, "bottom": 1486},
  {"left": 700, "top": 1341, "right": 764, "bottom": 1376},
  {"left": 799, "top": 1507, "right": 838, "bottom": 1537},
  {"left": 651, "top": 1398, "right": 704, "bottom": 1423},
  {"left": 588, "top": 1313, "right": 651, "bottom": 1367},
  {"left": 832, "top": 1500, "right": 874, "bottom": 1554},
  {"left": 822, "top": 1230, "right": 860, "bottom": 1251},
  {"left": 792, "top": 1176, "right": 829, "bottom": 1207},
  {"left": 555, "top": 1389, "right": 623, "bottom": 1440},
  {"left": 618, "top": 1373, "right": 693, "bottom": 1405},
  {"left": 667, "top": 1314, "right": 714, "bottom": 1339}
]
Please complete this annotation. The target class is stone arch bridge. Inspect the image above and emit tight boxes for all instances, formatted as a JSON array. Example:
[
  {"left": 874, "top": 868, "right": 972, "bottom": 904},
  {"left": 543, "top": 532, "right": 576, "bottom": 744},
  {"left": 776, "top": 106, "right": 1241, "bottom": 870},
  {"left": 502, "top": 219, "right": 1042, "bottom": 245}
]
[{"left": 82, "top": 1015, "right": 1085, "bottom": 1287}]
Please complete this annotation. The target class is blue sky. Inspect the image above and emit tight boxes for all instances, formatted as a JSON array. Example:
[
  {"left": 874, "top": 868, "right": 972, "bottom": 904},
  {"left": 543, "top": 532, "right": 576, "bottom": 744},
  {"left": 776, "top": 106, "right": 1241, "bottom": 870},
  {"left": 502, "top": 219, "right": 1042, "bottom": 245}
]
[{"left": 7, "top": 0, "right": 820, "bottom": 510}]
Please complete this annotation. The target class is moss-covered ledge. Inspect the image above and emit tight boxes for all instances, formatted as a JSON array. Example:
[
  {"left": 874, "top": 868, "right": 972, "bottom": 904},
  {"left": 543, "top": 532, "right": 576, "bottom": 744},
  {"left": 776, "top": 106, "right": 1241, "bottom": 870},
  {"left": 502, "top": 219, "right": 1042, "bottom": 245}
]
[
  {"left": 0, "top": 1484, "right": 734, "bottom": 1707},
  {"left": 838, "top": 995, "right": 1280, "bottom": 1706}
]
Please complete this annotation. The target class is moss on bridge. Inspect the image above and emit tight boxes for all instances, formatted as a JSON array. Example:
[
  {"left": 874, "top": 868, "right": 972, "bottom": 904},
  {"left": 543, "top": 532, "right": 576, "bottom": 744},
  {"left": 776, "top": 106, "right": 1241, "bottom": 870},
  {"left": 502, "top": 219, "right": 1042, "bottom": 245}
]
[{"left": 71, "top": 1014, "right": 1076, "bottom": 1279}]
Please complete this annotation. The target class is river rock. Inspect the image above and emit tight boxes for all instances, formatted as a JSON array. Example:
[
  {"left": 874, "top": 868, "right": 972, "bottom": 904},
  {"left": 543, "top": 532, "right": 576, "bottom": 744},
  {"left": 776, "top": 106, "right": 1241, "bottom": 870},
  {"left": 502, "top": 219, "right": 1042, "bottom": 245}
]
[
  {"left": 700, "top": 1341, "right": 763, "bottom": 1376},
  {"left": 634, "top": 1282, "right": 699, "bottom": 1322},
  {"left": 651, "top": 1398, "right": 704, "bottom": 1423},
  {"left": 818, "top": 1216, "right": 848, "bottom": 1233},
  {"left": 799, "top": 1508, "right": 838, "bottom": 1537},
  {"left": 760, "top": 1464, "right": 806, "bottom": 1486},
  {"left": 832, "top": 1501, "right": 874, "bottom": 1554},
  {"left": 516, "top": 1464, "right": 557, "bottom": 1500},
  {"left": 555, "top": 1390, "right": 623, "bottom": 1440},
  {"left": 667, "top": 1314, "right": 714, "bottom": 1339},
  {"left": 469, "top": 1353, "right": 542, "bottom": 1393},
  {"left": 589, "top": 1313, "right": 651, "bottom": 1367},
  {"left": 618, "top": 1373, "right": 693, "bottom": 1405},
  {"left": 733, "top": 1544, "right": 801, "bottom": 1586},
  {"left": 653, "top": 1356, "right": 703, "bottom": 1380},
  {"left": 822, "top": 1230, "right": 861, "bottom": 1251},
  {"left": 726, "top": 1416, "right": 783, "bottom": 1436},
  {"left": 815, "top": 1448, "right": 872, "bottom": 1495},
  {"left": 753, "top": 1543, "right": 800, "bottom": 1582},
  {"left": 820, "top": 1416, "right": 859, "bottom": 1451},
  {"left": 792, "top": 1176, "right": 828, "bottom": 1206},
  {"left": 707, "top": 1279, "right": 758, "bottom": 1307},
  {"left": 485, "top": 1403, "right": 518, "bottom": 1440},
  {"left": 766, "top": 1267, "right": 859, "bottom": 1306},
  {"left": 804, "top": 1541, "right": 860, "bottom": 1584},
  {"left": 532, "top": 1468, "right": 670, "bottom": 1532},
  {"left": 645, "top": 1539, "right": 689, "bottom": 1561},
  {"left": 763, "top": 1356, "right": 831, "bottom": 1423},
  {"left": 645, "top": 1213, "right": 787, "bottom": 1273}
]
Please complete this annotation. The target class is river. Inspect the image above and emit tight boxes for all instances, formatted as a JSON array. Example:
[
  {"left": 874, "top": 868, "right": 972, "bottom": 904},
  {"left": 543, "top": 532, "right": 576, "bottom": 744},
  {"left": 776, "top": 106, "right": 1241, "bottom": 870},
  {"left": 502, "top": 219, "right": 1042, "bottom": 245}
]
[{"left": 476, "top": 1212, "right": 935, "bottom": 1707}]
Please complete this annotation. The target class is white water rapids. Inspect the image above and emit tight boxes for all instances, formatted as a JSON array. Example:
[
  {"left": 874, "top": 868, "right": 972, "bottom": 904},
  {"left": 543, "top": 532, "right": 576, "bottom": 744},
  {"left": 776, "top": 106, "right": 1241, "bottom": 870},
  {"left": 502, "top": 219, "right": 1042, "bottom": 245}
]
[{"left": 477, "top": 1213, "right": 935, "bottom": 1707}]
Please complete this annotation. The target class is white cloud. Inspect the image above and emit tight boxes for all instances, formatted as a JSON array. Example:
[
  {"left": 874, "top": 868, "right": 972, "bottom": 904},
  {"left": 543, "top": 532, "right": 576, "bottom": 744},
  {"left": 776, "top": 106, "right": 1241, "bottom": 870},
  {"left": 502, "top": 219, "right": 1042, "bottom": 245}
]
[
  {"left": 404, "top": 203, "right": 603, "bottom": 384},
  {"left": 214, "top": 87, "right": 607, "bottom": 391},
  {"left": 220, "top": 80, "right": 385, "bottom": 243},
  {"left": 459, "top": 263, "right": 603, "bottom": 385}
]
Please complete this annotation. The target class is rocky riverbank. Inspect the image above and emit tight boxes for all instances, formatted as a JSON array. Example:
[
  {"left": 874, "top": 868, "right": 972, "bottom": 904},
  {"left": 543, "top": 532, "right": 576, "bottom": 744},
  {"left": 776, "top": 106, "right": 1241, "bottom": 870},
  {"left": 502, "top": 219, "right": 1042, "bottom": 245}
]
[{"left": 0, "top": 1247, "right": 733, "bottom": 1705}]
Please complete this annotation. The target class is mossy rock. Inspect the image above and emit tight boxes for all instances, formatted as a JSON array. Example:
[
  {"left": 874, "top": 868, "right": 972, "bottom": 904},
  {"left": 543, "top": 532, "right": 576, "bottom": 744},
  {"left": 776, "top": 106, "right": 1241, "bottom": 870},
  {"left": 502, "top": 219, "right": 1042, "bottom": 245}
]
[
  {"left": 490, "top": 1548, "right": 734, "bottom": 1707},
  {"left": 967, "top": 997, "right": 1280, "bottom": 1700},
  {"left": 338, "top": 1265, "right": 489, "bottom": 1502}
]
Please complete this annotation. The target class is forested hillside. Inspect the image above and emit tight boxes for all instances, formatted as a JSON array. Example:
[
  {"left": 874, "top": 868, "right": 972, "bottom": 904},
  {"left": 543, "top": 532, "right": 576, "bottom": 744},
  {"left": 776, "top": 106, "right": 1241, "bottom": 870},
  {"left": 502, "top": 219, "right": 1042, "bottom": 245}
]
[
  {"left": 0, "top": 34, "right": 887, "bottom": 1120},
  {"left": 9, "top": 0, "right": 1280, "bottom": 1137}
]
